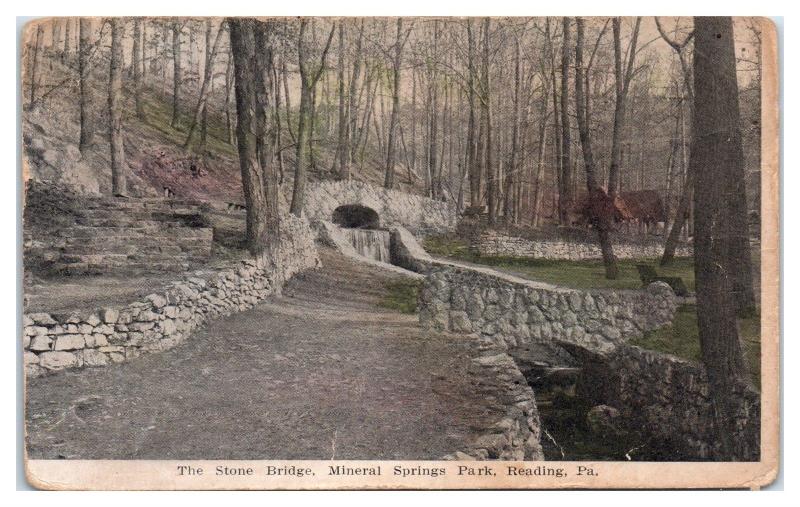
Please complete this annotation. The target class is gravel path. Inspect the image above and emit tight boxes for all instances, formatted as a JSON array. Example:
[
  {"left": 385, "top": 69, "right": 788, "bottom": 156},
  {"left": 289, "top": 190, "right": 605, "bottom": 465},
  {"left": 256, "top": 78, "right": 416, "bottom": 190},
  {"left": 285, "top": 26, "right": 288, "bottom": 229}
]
[{"left": 26, "top": 250, "right": 502, "bottom": 460}]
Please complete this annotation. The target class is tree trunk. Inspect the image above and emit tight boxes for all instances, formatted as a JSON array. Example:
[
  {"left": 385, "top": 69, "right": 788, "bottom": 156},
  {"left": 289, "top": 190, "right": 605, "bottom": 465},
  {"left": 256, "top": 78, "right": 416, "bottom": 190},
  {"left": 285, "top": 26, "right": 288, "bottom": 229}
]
[
  {"left": 108, "top": 19, "right": 127, "bottom": 197},
  {"left": 466, "top": 20, "right": 479, "bottom": 208},
  {"left": 691, "top": 16, "right": 750, "bottom": 460},
  {"left": 62, "top": 18, "right": 71, "bottom": 63},
  {"left": 78, "top": 18, "right": 93, "bottom": 152},
  {"left": 575, "top": 17, "right": 618, "bottom": 279},
  {"left": 171, "top": 22, "right": 182, "bottom": 129},
  {"left": 335, "top": 22, "right": 347, "bottom": 177},
  {"left": 200, "top": 19, "right": 213, "bottom": 145},
  {"left": 224, "top": 45, "right": 234, "bottom": 144},
  {"left": 229, "top": 18, "right": 271, "bottom": 255},
  {"left": 290, "top": 21, "right": 335, "bottom": 216},
  {"left": 29, "top": 24, "right": 42, "bottom": 106},
  {"left": 133, "top": 18, "right": 146, "bottom": 120},
  {"left": 558, "top": 17, "right": 572, "bottom": 225},
  {"left": 505, "top": 36, "right": 521, "bottom": 222},
  {"left": 183, "top": 21, "right": 225, "bottom": 149},
  {"left": 384, "top": 19, "right": 406, "bottom": 190},
  {"left": 483, "top": 18, "right": 496, "bottom": 224}
]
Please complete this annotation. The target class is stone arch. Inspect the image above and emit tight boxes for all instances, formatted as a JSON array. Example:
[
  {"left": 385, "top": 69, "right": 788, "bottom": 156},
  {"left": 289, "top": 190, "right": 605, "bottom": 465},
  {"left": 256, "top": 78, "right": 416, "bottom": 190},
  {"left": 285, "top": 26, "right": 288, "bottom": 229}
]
[{"left": 332, "top": 204, "right": 380, "bottom": 229}]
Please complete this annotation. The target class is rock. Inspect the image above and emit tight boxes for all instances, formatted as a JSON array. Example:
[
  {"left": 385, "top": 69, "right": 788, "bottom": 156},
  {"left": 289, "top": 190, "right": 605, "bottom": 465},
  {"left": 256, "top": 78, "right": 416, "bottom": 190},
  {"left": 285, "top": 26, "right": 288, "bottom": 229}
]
[
  {"left": 83, "top": 349, "right": 109, "bottom": 367},
  {"left": 54, "top": 334, "right": 85, "bottom": 351},
  {"left": 586, "top": 404, "right": 622, "bottom": 436},
  {"left": 449, "top": 312, "right": 473, "bottom": 333},
  {"left": 146, "top": 293, "right": 168, "bottom": 308},
  {"left": 39, "top": 351, "right": 79, "bottom": 371},
  {"left": 29, "top": 336, "right": 52, "bottom": 352},
  {"left": 86, "top": 313, "right": 101, "bottom": 327},
  {"left": 28, "top": 313, "right": 57, "bottom": 326},
  {"left": 100, "top": 308, "right": 119, "bottom": 324}
]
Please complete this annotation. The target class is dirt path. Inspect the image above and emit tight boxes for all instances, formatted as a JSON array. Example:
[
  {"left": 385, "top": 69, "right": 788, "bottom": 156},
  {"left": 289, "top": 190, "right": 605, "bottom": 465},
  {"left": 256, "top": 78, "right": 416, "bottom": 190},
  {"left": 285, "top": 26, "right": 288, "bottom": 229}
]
[{"left": 26, "top": 250, "right": 504, "bottom": 460}]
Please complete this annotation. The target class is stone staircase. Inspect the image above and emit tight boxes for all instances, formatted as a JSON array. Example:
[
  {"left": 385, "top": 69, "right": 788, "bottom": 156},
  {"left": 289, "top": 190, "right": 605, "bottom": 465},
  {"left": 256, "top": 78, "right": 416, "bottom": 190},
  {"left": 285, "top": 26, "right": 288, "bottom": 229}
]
[{"left": 27, "top": 194, "right": 215, "bottom": 276}]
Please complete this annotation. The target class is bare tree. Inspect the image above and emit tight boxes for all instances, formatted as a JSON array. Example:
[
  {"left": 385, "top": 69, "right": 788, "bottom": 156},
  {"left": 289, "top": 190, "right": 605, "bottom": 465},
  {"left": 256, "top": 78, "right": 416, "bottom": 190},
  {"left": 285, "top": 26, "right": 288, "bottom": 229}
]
[
  {"left": 384, "top": 18, "right": 412, "bottom": 189},
  {"left": 78, "top": 18, "right": 93, "bottom": 152},
  {"left": 575, "top": 17, "right": 618, "bottom": 279},
  {"left": 228, "top": 18, "right": 274, "bottom": 255},
  {"left": 171, "top": 21, "right": 182, "bottom": 129},
  {"left": 183, "top": 20, "right": 226, "bottom": 149},
  {"left": 607, "top": 17, "right": 642, "bottom": 197},
  {"left": 691, "top": 16, "right": 751, "bottom": 459},
  {"left": 133, "top": 18, "right": 146, "bottom": 120},
  {"left": 558, "top": 17, "right": 572, "bottom": 225},
  {"left": 108, "top": 19, "right": 127, "bottom": 197},
  {"left": 28, "top": 23, "right": 43, "bottom": 106},
  {"left": 289, "top": 20, "right": 335, "bottom": 216}
]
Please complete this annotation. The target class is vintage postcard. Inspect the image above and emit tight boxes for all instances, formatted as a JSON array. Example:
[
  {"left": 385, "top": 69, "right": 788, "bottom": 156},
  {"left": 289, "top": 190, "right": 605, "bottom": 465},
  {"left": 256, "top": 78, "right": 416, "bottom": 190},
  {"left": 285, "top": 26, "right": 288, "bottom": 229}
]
[{"left": 20, "top": 16, "right": 779, "bottom": 490}]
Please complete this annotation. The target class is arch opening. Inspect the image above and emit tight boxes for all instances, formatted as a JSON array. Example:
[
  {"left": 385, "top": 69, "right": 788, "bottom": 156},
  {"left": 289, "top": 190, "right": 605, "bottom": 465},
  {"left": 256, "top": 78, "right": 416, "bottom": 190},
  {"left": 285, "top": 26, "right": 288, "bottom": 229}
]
[{"left": 332, "top": 204, "right": 380, "bottom": 229}]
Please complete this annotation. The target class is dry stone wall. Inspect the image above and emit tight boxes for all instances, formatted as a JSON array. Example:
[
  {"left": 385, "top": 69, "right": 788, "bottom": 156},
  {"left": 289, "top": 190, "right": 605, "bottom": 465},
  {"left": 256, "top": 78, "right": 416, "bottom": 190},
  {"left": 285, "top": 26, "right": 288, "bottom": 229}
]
[
  {"left": 24, "top": 213, "right": 320, "bottom": 377},
  {"left": 417, "top": 263, "right": 677, "bottom": 356},
  {"left": 303, "top": 180, "right": 457, "bottom": 236},
  {"left": 475, "top": 230, "right": 692, "bottom": 260},
  {"left": 577, "top": 344, "right": 760, "bottom": 461}
]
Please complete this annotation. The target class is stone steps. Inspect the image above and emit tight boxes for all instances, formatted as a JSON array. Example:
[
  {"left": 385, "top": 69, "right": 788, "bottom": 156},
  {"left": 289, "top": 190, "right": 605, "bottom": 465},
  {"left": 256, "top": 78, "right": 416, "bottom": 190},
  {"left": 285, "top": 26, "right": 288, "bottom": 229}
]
[{"left": 47, "top": 197, "right": 214, "bottom": 276}]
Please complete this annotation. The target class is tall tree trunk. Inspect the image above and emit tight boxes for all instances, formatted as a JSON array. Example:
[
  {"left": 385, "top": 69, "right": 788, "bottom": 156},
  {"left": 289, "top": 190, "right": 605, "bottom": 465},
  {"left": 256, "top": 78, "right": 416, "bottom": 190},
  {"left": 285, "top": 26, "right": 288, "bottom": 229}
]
[
  {"left": 183, "top": 21, "right": 225, "bottom": 149},
  {"left": 483, "top": 18, "right": 496, "bottom": 224},
  {"left": 608, "top": 17, "right": 641, "bottom": 198},
  {"left": 133, "top": 18, "right": 146, "bottom": 120},
  {"left": 224, "top": 45, "right": 234, "bottom": 144},
  {"left": 335, "top": 21, "right": 347, "bottom": 177},
  {"left": 171, "top": 22, "right": 182, "bottom": 129},
  {"left": 691, "top": 16, "right": 750, "bottom": 460},
  {"left": 229, "top": 18, "right": 271, "bottom": 255},
  {"left": 345, "top": 20, "right": 364, "bottom": 175},
  {"left": 62, "top": 18, "right": 71, "bottom": 63},
  {"left": 384, "top": 19, "right": 406, "bottom": 190},
  {"left": 290, "top": 21, "right": 335, "bottom": 216},
  {"left": 108, "top": 19, "right": 127, "bottom": 197},
  {"left": 558, "top": 17, "right": 572, "bottom": 225},
  {"left": 466, "top": 20, "right": 479, "bottom": 208},
  {"left": 575, "top": 17, "right": 618, "bottom": 279},
  {"left": 505, "top": 36, "right": 521, "bottom": 222},
  {"left": 29, "top": 24, "right": 42, "bottom": 106},
  {"left": 200, "top": 19, "right": 213, "bottom": 146},
  {"left": 78, "top": 18, "right": 93, "bottom": 152}
]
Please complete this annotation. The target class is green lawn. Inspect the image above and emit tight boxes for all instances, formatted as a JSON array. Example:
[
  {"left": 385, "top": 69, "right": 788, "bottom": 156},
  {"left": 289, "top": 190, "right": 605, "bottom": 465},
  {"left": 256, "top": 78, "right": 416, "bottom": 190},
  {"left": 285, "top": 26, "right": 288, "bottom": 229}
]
[
  {"left": 423, "top": 235, "right": 760, "bottom": 386},
  {"left": 631, "top": 305, "right": 761, "bottom": 386},
  {"left": 422, "top": 235, "right": 695, "bottom": 291}
]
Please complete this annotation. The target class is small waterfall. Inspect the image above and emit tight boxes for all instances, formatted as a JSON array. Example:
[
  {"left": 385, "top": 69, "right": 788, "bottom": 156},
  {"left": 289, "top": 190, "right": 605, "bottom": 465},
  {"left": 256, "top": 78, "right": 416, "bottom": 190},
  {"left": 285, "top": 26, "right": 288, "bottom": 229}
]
[{"left": 341, "top": 228, "right": 391, "bottom": 263}]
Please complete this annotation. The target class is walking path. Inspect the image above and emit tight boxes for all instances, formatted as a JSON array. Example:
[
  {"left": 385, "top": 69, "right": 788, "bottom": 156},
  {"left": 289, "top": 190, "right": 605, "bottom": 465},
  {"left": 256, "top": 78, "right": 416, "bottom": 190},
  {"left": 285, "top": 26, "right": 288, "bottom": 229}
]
[{"left": 26, "top": 250, "right": 513, "bottom": 460}]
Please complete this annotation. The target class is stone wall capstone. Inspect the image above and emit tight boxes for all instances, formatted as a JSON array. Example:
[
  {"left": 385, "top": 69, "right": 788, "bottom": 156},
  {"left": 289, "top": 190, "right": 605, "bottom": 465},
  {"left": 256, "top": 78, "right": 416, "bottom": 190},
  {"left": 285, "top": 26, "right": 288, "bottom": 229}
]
[
  {"left": 23, "top": 213, "right": 320, "bottom": 377},
  {"left": 302, "top": 180, "right": 457, "bottom": 236},
  {"left": 576, "top": 344, "right": 760, "bottom": 461}
]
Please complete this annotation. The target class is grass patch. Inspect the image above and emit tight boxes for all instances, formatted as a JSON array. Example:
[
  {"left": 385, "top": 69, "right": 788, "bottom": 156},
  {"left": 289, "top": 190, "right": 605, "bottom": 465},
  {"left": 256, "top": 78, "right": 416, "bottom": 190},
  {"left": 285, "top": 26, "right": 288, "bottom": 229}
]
[
  {"left": 378, "top": 279, "right": 422, "bottom": 314},
  {"left": 423, "top": 235, "right": 695, "bottom": 291},
  {"left": 630, "top": 304, "right": 761, "bottom": 386}
]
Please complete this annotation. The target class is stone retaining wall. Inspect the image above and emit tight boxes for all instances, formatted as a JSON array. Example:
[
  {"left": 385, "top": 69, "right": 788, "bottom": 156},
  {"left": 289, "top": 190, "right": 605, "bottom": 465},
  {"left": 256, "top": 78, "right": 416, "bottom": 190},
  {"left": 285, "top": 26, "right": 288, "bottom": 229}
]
[
  {"left": 23, "top": 214, "right": 320, "bottom": 377},
  {"left": 443, "top": 344, "right": 544, "bottom": 461},
  {"left": 475, "top": 230, "right": 692, "bottom": 260},
  {"left": 417, "top": 262, "right": 677, "bottom": 356},
  {"left": 303, "top": 180, "right": 457, "bottom": 236},
  {"left": 577, "top": 344, "right": 761, "bottom": 461}
]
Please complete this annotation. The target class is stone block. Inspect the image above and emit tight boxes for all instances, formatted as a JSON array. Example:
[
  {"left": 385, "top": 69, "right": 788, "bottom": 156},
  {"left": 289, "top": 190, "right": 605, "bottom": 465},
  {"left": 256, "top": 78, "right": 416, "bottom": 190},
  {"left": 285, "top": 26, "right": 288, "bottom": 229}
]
[
  {"left": 39, "top": 351, "right": 79, "bottom": 370},
  {"left": 29, "top": 336, "right": 52, "bottom": 352},
  {"left": 54, "top": 334, "right": 86, "bottom": 351}
]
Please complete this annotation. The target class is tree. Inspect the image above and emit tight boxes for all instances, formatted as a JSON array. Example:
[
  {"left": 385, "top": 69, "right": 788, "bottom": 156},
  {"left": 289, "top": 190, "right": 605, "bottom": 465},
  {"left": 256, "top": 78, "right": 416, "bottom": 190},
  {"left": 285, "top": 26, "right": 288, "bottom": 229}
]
[
  {"left": 108, "top": 19, "right": 127, "bottom": 197},
  {"left": 384, "top": 18, "right": 412, "bottom": 189},
  {"left": 289, "top": 19, "right": 335, "bottom": 216},
  {"left": 228, "top": 18, "right": 274, "bottom": 255},
  {"left": 482, "top": 17, "right": 496, "bottom": 223},
  {"left": 28, "top": 23, "right": 43, "bottom": 106},
  {"left": 78, "top": 18, "right": 93, "bottom": 153},
  {"left": 171, "top": 21, "right": 183, "bottom": 129},
  {"left": 558, "top": 17, "right": 572, "bottom": 225},
  {"left": 133, "top": 18, "right": 146, "bottom": 120},
  {"left": 656, "top": 17, "right": 696, "bottom": 266},
  {"left": 691, "top": 16, "right": 751, "bottom": 459},
  {"left": 607, "top": 17, "right": 642, "bottom": 198},
  {"left": 575, "top": 17, "right": 618, "bottom": 279},
  {"left": 183, "top": 20, "right": 226, "bottom": 149},
  {"left": 465, "top": 19, "right": 480, "bottom": 209}
]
